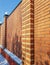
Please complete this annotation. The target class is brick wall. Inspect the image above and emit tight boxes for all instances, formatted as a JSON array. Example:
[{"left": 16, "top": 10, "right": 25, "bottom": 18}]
[
  {"left": 21, "top": 0, "right": 34, "bottom": 65},
  {"left": 1, "top": 0, "right": 50, "bottom": 65},
  {"left": 0, "top": 24, "right": 3, "bottom": 45},
  {"left": 6, "top": 0, "right": 34, "bottom": 64},
  {"left": 34, "top": 0, "right": 50, "bottom": 65},
  {"left": 0, "top": 25, "right": 1, "bottom": 44},
  {"left": 6, "top": 3, "right": 22, "bottom": 59},
  {"left": 0, "top": 18, "right": 5, "bottom": 47},
  {"left": 1, "top": 23, "right": 5, "bottom": 46}
]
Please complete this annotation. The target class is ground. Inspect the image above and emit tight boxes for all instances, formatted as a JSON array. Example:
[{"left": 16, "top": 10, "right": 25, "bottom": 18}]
[{"left": 0, "top": 54, "right": 9, "bottom": 65}]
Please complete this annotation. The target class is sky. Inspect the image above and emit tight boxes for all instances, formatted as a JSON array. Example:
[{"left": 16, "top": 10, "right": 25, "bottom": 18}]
[{"left": 0, "top": 0, "right": 21, "bottom": 23}]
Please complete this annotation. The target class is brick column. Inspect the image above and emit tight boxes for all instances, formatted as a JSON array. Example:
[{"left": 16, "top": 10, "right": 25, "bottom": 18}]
[
  {"left": 0, "top": 23, "right": 3, "bottom": 45},
  {"left": 21, "top": 0, "right": 34, "bottom": 65},
  {"left": 3, "top": 14, "right": 9, "bottom": 48}
]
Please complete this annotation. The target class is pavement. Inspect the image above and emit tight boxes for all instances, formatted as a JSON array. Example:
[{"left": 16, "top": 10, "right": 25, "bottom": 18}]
[{"left": 0, "top": 54, "right": 9, "bottom": 65}]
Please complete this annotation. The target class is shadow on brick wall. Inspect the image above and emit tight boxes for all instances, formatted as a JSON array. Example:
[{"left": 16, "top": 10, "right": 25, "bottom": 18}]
[{"left": 12, "top": 33, "right": 22, "bottom": 59}]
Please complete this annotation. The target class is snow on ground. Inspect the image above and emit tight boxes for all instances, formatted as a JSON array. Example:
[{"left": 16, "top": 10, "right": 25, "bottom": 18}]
[{"left": 0, "top": 54, "right": 9, "bottom": 65}]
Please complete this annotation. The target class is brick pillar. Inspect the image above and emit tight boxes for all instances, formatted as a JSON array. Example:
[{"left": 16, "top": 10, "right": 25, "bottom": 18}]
[
  {"left": 21, "top": 0, "right": 34, "bottom": 65},
  {"left": 3, "top": 14, "right": 9, "bottom": 48},
  {"left": 0, "top": 24, "right": 3, "bottom": 45}
]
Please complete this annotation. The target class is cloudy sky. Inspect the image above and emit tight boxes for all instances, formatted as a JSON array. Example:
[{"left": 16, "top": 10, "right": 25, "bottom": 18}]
[{"left": 0, "top": 0, "right": 21, "bottom": 23}]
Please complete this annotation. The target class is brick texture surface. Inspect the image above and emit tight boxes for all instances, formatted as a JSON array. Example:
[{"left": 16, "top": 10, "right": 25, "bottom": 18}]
[
  {"left": 6, "top": 4, "right": 22, "bottom": 59},
  {"left": 0, "top": 26, "right": 1, "bottom": 44},
  {"left": 21, "top": 0, "right": 34, "bottom": 65},
  {"left": 34, "top": 0, "right": 50, "bottom": 65},
  {"left": 0, "top": 0, "right": 50, "bottom": 65}
]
